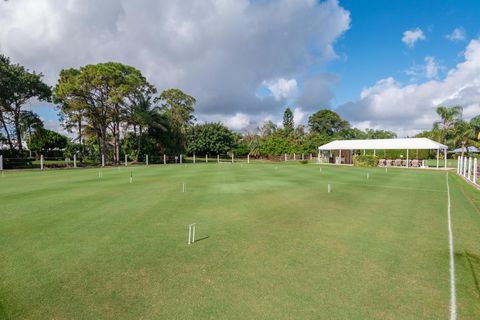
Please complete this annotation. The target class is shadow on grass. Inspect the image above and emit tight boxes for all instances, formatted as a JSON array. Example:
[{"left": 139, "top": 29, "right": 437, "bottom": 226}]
[
  {"left": 194, "top": 236, "right": 209, "bottom": 243},
  {"left": 456, "top": 250, "right": 480, "bottom": 299}
]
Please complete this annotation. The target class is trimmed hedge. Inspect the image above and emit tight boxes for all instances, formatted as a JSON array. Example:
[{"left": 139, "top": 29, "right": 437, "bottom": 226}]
[{"left": 352, "top": 155, "right": 379, "bottom": 167}]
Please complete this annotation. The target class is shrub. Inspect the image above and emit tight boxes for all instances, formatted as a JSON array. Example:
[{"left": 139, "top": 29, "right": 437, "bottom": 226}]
[
  {"left": 299, "top": 160, "right": 309, "bottom": 164},
  {"left": 352, "top": 155, "right": 379, "bottom": 167}
]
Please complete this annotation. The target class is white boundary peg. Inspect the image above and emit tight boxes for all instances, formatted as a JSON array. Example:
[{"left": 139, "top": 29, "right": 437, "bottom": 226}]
[
  {"left": 40, "top": 155, "right": 44, "bottom": 170},
  {"left": 217, "top": 154, "right": 219, "bottom": 163},
  {"left": 102, "top": 154, "right": 105, "bottom": 167},
  {"left": 463, "top": 156, "right": 467, "bottom": 177},
  {"left": 294, "top": 153, "right": 296, "bottom": 161},
  {"left": 163, "top": 154, "right": 166, "bottom": 165},
  {"left": 193, "top": 153, "right": 196, "bottom": 164},
  {"left": 146, "top": 155, "right": 149, "bottom": 166},
  {"left": 73, "top": 154, "right": 77, "bottom": 168},
  {"left": 302, "top": 153, "right": 304, "bottom": 161},
  {"left": 182, "top": 182, "right": 186, "bottom": 193},
  {"left": 327, "top": 183, "right": 332, "bottom": 193},
  {"left": 125, "top": 154, "right": 128, "bottom": 167},
  {"left": 468, "top": 157, "right": 472, "bottom": 181},
  {"left": 0, "top": 155, "right": 3, "bottom": 171},
  {"left": 285, "top": 153, "right": 287, "bottom": 161},
  {"left": 206, "top": 154, "right": 208, "bottom": 163},
  {"left": 247, "top": 154, "right": 250, "bottom": 164},
  {"left": 188, "top": 223, "right": 196, "bottom": 245},
  {"left": 231, "top": 153, "right": 234, "bottom": 163},
  {"left": 474, "top": 158, "right": 478, "bottom": 184},
  {"left": 180, "top": 154, "right": 183, "bottom": 164}
]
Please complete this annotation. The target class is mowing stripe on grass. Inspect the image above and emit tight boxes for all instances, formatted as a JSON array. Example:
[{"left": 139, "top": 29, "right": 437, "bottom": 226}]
[{"left": 446, "top": 172, "right": 457, "bottom": 320}]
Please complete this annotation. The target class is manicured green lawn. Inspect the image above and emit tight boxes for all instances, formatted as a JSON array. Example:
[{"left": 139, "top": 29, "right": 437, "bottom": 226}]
[{"left": 1, "top": 163, "right": 479, "bottom": 319}]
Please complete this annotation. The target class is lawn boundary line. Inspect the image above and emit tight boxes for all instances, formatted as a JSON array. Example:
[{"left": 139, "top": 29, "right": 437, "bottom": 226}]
[{"left": 446, "top": 172, "right": 457, "bottom": 320}]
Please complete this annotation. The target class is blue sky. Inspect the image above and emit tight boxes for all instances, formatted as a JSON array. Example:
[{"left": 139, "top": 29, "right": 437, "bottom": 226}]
[
  {"left": 330, "top": 0, "right": 480, "bottom": 105},
  {"left": 1, "top": 0, "right": 480, "bottom": 136}
]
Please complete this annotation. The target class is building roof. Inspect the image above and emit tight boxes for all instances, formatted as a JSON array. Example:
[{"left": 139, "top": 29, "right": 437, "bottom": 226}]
[
  {"left": 318, "top": 138, "right": 447, "bottom": 151},
  {"left": 450, "top": 146, "right": 479, "bottom": 153}
]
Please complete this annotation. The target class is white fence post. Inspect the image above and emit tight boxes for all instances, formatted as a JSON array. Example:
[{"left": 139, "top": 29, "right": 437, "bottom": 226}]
[
  {"left": 102, "top": 154, "right": 105, "bottom": 167},
  {"left": 125, "top": 154, "right": 128, "bottom": 167},
  {"left": 474, "top": 158, "right": 478, "bottom": 184},
  {"left": 231, "top": 153, "right": 234, "bottom": 163},
  {"left": 457, "top": 157, "right": 461, "bottom": 174},
  {"left": 73, "top": 154, "right": 77, "bottom": 168},
  {"left": 468, "top": 157, "right": 473, "bottom": 181},
  {"left": 217, "top": 154, "right": 219, "bottom": 163},
  {"left": 40, "top": 155, "right": 44, "bottom": 170},
  {"left": 247, "top": 154, "right": 250, "bottom": 164},
  {"left": 463, "top": 156, "right": 468, "bottom": 177},
  {"left": 146, "top": 155, "right": 149, "bottom": 166},
  {"left": 193, "top": 153, "right": 196, "bottom": 164},
  {"left": 163, "top": 154, "right": 166, "bottom": 165},
  {"left": 0, "top": 155, "right": 3, "bottom": 171},
  {"left": 206, "top": 154, "right": 208, "bottom": 163}
]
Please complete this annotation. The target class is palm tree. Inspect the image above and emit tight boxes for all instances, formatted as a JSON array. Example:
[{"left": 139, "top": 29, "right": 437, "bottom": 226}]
[
  {"left": 19, "top": 111, "right": 43, "bottom": 156},
  {"left": 434, "top": 105, "right": 463, "bottom": 145},
  {"left": 128, "top": 96, "right": 167, "bottom": 161}
]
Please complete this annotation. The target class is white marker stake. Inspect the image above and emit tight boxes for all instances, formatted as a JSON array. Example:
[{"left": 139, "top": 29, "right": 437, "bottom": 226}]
[
  {"left": 0, "top": 155, "right": 3, "bottom": 171},
  {"left": 247, "top": 154, "right": 250, "bottom": 164},
  {"left": 217, "top": 154, "right": 219, "bottom": 163},
  {"left": 188, "top": 223, "right": 196, "bottom": 245},
  {"left": 125, "top": 154, "right": 128, "bottom": 167},
  {"left": 474, "top": 158, "right": 478, "bottom": 184},
  {"left": 206, "top": 154, "right": 208, "bottom": 163},
  {"left": 193, "top": 154, "right": 196, "bottom": 164},
  {"left": 182, "top": 182, "right": 186, "bottom": 193},
  {"left": 163, "top": 154, "right": 166, "bottom": 165},
  {"left": 328, "top": 183, "right": 332, "bottom": 193},
  {"left": 73, "top": 154, "right": 77, "bottom": 168},
  {"left": 102, "top": 154, "right": 105, "bottom": 167},
  {"left": 40, "top": 155, "right": 44, "bottom": 170},
  {"left": 146, "top": 155, "right": 149, "bottom": 166}
]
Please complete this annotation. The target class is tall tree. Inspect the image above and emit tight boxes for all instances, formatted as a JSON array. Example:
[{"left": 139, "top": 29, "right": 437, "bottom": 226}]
[
  {"left": 0, "top": 54, "right": 51, "bottom": 151},
  {"left": 308, "top": 109, "right": 350, "bottom": 136},
  {"left": 53, "top": 63, "right": 154, "bottom": 164},
  {"left": 434, "top": 105, "right": 463, "bottom": 144},
  {"left": 158, "top": 88, "right": 196, "bottom": 153},
  {"left": 283, "top": 107, "right": 294, "bottom": 134}
]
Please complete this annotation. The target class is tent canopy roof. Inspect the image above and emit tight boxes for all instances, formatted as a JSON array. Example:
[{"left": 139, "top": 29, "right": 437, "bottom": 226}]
[
  {"left": 318, "top": 138, "right": 447, "bottom": 151},
  {"left": 451, "top": 146, "right": 479, "bottom": 153}
]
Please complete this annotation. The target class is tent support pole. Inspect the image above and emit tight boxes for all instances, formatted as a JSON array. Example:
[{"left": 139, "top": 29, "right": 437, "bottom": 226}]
[
  {"left": 436, "top": 148, "right": 439, "bottom": 169},
  {"left": 406, "top": 149, "right": 409, "bottom": 168},
  {"left": 444, "top": 148, "right": 447, "bottom": 168}
]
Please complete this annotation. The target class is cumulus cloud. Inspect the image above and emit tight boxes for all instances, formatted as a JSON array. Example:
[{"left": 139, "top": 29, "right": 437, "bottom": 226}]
[
  {"left": 405, "top": 56, "right": 443, "bottom": 80},
  {"left": 0, "top": 0, "right": 350, "bottom": 131},
  {"left": 446, "top": 27, "right": 466, "bottom": 42},
  {"left": 263, "top": 78, "right": 298, "bottom": 101},
  {"left": 337, "top": 39, "right": 480, "bottom": 136},
  {"left": 296, "top": 74, "right": 337, "bottom": 112},
  {"left": 402, "top": 28, "right": 426, "bottom": 48}
]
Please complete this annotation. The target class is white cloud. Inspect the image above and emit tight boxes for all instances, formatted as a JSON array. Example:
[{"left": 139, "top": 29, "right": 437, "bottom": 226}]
[
  {"left": 0, "top": 0, "right": 350, "bottom": 131},
  {"left": 405, "top": 56, "right": 442, "bottom": 80},
  {"left": 402, "top": 28, "right": 426, "bottom": 48},
  {"left": 337, "top": 39, "right": 480, "bottom": 136},
  {"left": 293, "top": 107, "right": 305, "bottom": 126},
  {"left": 446, "top": 27, "right": 466, "bottom": 42},
  {"left": 263, "top": 78, "right": 298, "bottom": 101}
]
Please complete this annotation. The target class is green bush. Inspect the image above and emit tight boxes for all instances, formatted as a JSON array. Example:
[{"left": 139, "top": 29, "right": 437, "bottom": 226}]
[
  {"left": 352, "top": 155, "right": 379, "bottom": 167},
  {"left": 299, "top": 160, "right": 309, "bottom": 164}
]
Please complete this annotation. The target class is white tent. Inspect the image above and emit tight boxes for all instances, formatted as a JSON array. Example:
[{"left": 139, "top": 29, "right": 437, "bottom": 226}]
[{"left": 318, "top": 138, "right": 448, "bottom": 168}]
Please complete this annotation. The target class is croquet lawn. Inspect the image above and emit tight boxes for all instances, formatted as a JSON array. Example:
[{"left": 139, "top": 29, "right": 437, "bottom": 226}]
[{"left": 1, "top": 163, "right": 479, "bottom": 319}]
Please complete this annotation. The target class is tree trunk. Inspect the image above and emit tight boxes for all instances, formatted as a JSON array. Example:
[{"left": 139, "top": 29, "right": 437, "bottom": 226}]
[
  {"left": 115, "top": 121, "right": 120, "bottom": 165},
  {"left": 136, "top": 126, "right": 142, "bottom": 162},
  {"left": 0, "top": 113, "right": 14, "bottom": 150},
  {"left": 14, "top": 110, "right": 22, "bottom": 151}
]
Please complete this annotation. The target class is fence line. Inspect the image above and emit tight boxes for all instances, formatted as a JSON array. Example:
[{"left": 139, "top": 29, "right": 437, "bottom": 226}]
[{"left": 457, "top": 155, "right": 479, "bottom": 186}]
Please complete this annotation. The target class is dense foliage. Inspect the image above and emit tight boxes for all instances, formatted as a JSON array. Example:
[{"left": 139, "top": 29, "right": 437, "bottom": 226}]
[{"left": 352, "top": 155, "right": 379, "bottom": 167}]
